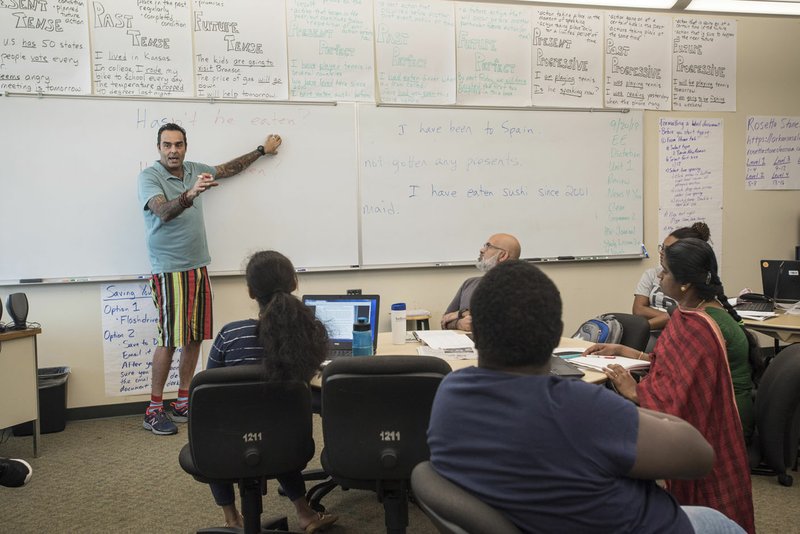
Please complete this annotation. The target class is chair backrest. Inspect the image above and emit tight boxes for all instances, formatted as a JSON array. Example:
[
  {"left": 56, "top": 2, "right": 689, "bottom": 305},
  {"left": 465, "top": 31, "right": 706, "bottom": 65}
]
[
  {"left": 612, "top": 312, "right": 650, "bottom": 352},
  {"left": 320, "top": 356, "right": 451, "bottom": 482},
  {"left": 187, "top": 366, "right": 315, "bottom": 481},
  {"left": 411, "top": 461, "right": 522, "bottom": 534},
  {"left": 753, "top": 344, "right": 800, "bottom": 471}
]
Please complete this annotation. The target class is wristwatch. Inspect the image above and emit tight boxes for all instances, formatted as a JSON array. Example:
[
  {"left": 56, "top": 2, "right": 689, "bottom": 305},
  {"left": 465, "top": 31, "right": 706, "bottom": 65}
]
[{"left": 256, "top": 145, "right": 266, "bottom": 156}]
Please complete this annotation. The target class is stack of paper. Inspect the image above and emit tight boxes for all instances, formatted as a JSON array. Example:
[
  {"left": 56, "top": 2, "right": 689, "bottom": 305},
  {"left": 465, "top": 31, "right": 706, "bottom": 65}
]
[
  {"left": 736, "top": 311, "right": 778, "bottom": 321},
  {"left": 568, "top": 355, "right": 650, "bottom": 372},
  {"left": 414, "top": 330, "right": 474, "bottom": 350},
  {"left": 414, "top": 330, "right": 475, "bottom": 359}
]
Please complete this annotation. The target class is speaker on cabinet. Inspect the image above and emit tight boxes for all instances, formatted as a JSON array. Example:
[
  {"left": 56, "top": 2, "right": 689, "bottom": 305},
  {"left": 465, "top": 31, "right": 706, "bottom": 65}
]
[{"left": 6, "top": 293, "right": 29, "bottom": 330}]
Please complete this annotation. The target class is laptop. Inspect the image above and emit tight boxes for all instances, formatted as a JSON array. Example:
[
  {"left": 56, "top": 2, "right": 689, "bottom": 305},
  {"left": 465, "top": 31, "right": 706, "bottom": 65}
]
[
  {"left": 303, "top": 294, "right": 380, "bottom": 359},
  {"left": 761, "top": 259, "right": 800, "bottom": 303},
  {"left": 549, "top": 356, "right": 585, "bottom": 379}
]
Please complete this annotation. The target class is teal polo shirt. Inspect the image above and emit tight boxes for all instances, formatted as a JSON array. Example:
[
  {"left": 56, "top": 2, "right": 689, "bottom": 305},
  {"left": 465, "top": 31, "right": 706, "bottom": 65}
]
[{"left": 138, "top": 160, "right": 216, "bottom": 274}]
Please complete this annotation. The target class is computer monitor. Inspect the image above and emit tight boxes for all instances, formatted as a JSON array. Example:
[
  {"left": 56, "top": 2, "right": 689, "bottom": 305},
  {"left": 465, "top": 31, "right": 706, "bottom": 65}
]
[
  {"left": 761, "top": 260, "right": 800, "bottom": 303},
  {"left": 302, "top": 294, "right": 380, "bottom": 354}
]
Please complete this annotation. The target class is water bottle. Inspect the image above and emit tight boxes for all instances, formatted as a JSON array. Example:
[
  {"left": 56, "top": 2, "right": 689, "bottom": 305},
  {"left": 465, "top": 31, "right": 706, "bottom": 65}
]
[
  {"left": 352, "top": 317, "right": 373, "bottom": 356},
  {"left": 391, "top": 303, "right": 407, "bottom": 345}
]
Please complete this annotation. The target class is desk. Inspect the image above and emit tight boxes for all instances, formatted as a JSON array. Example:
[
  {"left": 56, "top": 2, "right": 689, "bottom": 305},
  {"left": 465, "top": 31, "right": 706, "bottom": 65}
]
[
  {"left": 743, "top": 311, "right": 800, "bottom": 346},
  {"left": 312, "top": 332, "right": 605, "bottom": 385},
  {"left": 0, "top": 328, "right": 41, "bottom": 457}
]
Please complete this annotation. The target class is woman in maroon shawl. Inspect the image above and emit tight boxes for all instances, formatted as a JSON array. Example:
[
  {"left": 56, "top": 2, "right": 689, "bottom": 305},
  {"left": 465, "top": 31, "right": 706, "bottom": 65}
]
[{"left": 601, "top": 239, "right": 755, "bottom": 533}]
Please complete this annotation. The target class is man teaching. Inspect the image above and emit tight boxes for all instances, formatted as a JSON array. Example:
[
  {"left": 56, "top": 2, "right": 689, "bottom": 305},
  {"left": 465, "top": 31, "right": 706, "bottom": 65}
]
[{"left": 137, "top": 123, "right": 282, "bottom": 436}]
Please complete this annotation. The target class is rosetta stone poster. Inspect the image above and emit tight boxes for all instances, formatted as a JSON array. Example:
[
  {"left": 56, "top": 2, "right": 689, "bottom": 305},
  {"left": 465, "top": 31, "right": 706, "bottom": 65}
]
[{"left": 101, "top": 282, "right": 200, "bottom": 397}]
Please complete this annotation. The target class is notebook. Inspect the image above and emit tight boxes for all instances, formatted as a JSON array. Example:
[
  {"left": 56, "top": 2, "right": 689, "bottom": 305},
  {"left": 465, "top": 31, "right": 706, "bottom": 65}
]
[
  {"left": 303, "top": 294, "right": 380, "bottom": 359},
  {"left": 761, "top": 259, "right": 800, "bottom": 303}
]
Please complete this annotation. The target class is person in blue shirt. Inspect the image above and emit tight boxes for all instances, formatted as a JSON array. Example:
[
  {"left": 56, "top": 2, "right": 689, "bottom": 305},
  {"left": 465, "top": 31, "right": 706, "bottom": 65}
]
[
  {"left": 427, "top": 260, "right": 745, "bottom": 534},
  {"left": 137, "top": 123, "right": 281, "bottom": 436},
  {"left": 206, "top": 250, "right": 337, "bottom": 532}
]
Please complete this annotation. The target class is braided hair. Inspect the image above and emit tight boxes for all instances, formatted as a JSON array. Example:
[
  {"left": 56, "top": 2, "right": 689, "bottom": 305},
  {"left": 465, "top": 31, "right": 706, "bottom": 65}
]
[
  {"left": 245, "top": 250, "right": 329, "bottom": 383},
  {"left": 665, "top": 239, "right": 764, "bottom": 381}
]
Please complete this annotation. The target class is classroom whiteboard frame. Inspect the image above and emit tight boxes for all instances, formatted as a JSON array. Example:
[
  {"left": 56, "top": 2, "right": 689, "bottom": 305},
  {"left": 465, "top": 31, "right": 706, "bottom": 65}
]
[
  {"left": 0, "top": 95, "right": 644, "bottom": 286},
  {"left": 1, "top": 92, "right": 337, "bottom": 107},
  {"left": 376, "top": 102, "right": 631, "bottom": 114},
  {"left": 6, "top": 254, "right": 646, "bottom": 286}
]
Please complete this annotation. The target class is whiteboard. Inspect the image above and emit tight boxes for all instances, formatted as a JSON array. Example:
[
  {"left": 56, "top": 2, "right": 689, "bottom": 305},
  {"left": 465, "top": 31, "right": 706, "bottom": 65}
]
[
  {"left": 0, "top": 98, "right": 358, "bottom": 282},
  {"left": 358, "top": 105, "right": 643, "bottom": 265}
]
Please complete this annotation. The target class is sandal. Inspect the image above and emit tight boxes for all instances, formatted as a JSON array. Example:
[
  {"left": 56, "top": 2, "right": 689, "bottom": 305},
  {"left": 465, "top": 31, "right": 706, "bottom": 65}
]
[{"left": 305, "top": 512, "right": 338, "bottom": 533}]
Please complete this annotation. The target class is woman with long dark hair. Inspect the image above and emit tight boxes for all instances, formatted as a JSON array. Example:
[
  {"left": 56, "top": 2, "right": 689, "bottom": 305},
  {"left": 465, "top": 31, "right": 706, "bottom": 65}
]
[
  {"left": 589, "top": 238, "right": 755, "bottom": 533},
  {"left": 206, "top": 250, "right": 337, "bottom": 532}
]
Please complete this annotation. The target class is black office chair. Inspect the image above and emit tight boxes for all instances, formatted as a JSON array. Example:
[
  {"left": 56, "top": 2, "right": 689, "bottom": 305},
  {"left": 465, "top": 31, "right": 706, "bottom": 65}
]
[
  {"left": 610, "top": 312, "right": 650, "bottom": 353},
  {"left": 411, "top": 461, "right": 521, "bottom": 534},
  {"left": 317, "top": 356, "right": 451, "bottom": 534},
  {"left": 178, "top": 366, "right": 315, "bottom": 533},
  {"left": 748, "top": 344, "right": 800, "bottom": 486}
]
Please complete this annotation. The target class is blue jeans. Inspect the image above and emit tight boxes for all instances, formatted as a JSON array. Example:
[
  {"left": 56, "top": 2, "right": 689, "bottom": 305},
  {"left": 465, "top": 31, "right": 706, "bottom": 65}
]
[
  {"left": 210, "top": 470, "right": 306, "bottom": 506},
  {"left": 682, "top": 506, "right": 746, "bottom": 534}
]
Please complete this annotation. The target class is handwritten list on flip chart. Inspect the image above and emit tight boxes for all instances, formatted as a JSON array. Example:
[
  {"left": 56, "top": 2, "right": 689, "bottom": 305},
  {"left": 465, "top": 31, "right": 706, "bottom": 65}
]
[
  {"left": 455, "top": 2, "right": 531, "bottom": 107},
  {"left": 531, "top": 7, "right": 602, "bottom": 108},
  {"left": 672, "top": 16, "right": 736, "bottom": 112},
  {"left": 374, "top": 0, "right": 456, "bottom": 105},
  {"left": 90, "top": 0, "right": 193, "bottom": 97},
  {"left": 193, "top": 0, "right": 288, "bottom": 100},
  {"left": 0, "top": 0, "right": 91, "bottom": 94},
  {"left": 745, "top": 116, "right": 800, "bottom": 191},
  {"left": 605, "top": 11, "right": 671, "bottom": 110},
  {"left": 101, "top": 282, "right": 197, "bottom": 397},
  {"left": 358, "top": 106, "right": 643, "bottom": 265},
  {"left": 658, "top": 117, "right": 723, "bottom": 257},
  {"left": 287, "top": 0, "right": 374, "bottom": 102}
]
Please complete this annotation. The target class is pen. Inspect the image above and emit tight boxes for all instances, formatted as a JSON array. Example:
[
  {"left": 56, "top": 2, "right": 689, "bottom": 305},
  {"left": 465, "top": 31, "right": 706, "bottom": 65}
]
[
  {"left": 557, "top": 256, "right": 575, "bottom": 261},
  {"left": 20, "top": 278, "right": 43, "bottom": 283},
  {"left": 641, "top": 243, "right": 649, "bottom": 258},
  {"left": 596, "top": 356, "right": 616, "bottom": 359}
]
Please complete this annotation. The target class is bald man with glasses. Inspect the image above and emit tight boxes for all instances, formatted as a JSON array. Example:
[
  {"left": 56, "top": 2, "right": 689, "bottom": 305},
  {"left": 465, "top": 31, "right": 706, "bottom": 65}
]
[{"left": 440, "top": 233, "right": 521, "bottom": 331}]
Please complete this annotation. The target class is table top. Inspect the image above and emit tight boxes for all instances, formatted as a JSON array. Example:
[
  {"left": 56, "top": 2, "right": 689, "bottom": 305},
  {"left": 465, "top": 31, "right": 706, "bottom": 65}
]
[
  {"left": 312, "top": 331, "right": 605, "bottom": 385},
  {"left": 0, "top": 327, "right": 41, "bottom": 342},
  {"left": 743, "top": 310, "right": 800, "bottom": 343},
  {"left": 743, "top": 310, "right": 800, "bottom": 330}
]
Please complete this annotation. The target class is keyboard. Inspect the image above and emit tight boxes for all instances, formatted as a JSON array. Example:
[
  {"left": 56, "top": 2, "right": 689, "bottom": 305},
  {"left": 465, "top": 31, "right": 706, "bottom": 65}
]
[
  {"left": 329, "top": 349, "right": 354, "bottom": 359},
  {"left": 736, "top": 301, "right": 774, "bottom": 312}
]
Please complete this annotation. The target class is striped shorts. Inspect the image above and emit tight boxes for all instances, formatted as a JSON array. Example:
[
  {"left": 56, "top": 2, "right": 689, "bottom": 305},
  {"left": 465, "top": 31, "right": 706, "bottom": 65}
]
[{"left": 150, "top": 266, "right": 213, "bottom": 347}]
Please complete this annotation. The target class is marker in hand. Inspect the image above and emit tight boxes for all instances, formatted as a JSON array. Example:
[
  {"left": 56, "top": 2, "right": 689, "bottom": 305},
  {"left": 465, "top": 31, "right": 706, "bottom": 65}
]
[{"left": 196, "top": 173, "right": 219, "bottom": 194}]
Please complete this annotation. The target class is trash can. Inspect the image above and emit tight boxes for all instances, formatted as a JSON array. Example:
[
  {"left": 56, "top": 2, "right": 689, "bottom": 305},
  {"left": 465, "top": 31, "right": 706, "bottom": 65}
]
[{"left": 12, "top": 366, "right": 71, "bottom": 436}]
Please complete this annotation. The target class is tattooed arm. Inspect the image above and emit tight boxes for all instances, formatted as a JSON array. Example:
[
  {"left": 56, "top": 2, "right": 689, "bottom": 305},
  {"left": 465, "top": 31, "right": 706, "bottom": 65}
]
[
  {"left": 147, "top": 194, "right": 184, "bottom": 223},
  {"left": 214, "top": 134, "right": 282, "bottom": 179},
  {"left": 147, "top": 173, "right": 218, "bottom": 222}
]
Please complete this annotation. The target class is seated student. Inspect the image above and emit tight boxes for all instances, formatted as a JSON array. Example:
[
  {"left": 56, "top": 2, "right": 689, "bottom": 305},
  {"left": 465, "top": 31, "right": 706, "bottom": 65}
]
[
  {"left": 593, "top": 238, "right": 759, "bottom": 444},
  {"left": 600, "top": 238, "right": 755, "bottom": 533},
  {"left": 440, "top": 233, "right": 520, "bottom": 332},
  {"left": 206, "top": 250, "right": 337, "bottom": 533},
  {"left": 428, "top": 260, "right": 745, "bottom": 534},
  {"left": 634, "top": 222, "right": 711, "bottom": 348}
]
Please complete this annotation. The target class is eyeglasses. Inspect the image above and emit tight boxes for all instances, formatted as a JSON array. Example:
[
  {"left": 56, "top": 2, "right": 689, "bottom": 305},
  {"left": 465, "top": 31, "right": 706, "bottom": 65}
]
[{"left": 482, "top": 242, "right": 507, "bottom": 253}]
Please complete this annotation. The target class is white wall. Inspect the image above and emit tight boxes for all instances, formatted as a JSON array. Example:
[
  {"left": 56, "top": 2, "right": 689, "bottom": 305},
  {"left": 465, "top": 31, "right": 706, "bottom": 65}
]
[{"left": 8, "top": 15, "right": 800, "bottom": 410}]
